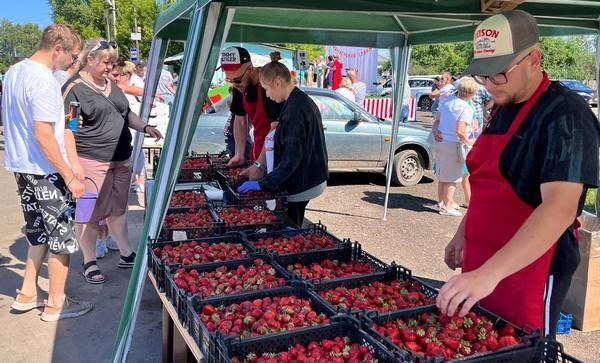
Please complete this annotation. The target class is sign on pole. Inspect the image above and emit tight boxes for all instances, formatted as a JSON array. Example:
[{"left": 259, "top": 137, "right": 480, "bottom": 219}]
[
  {"left": 130, "top": 48, "right": 138, "bottom": 62},
  {"left": 130, "top": 32, "right": 142, "bottom": 41}
]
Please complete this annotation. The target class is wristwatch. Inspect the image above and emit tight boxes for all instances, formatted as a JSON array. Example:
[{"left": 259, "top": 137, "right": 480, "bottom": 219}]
[{"left": 253, "top": 161, "right": 266, "bottom": 172}]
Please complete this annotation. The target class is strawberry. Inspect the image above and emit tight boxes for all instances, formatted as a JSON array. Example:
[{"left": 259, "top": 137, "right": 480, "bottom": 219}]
[{"left": 498, "top": 335, "right": 519, "bottom": 347}]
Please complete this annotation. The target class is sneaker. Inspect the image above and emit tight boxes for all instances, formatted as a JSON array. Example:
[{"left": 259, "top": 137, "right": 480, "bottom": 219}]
[
  {"left": 118, "top": 252, "right": 136, "bottom": 268},
  {"left": 106, "top": 235, "right": 119, "bottom": 251},
  {"left": 439, "top": 207, "right": 463, "bottom": 216},
  {"left": 41, "top": 296, "right": 93, "bottom": 322},
  {"left": 11, "top": 289, "right": 45, "bottom": 312},
  {"left": 96, "top": 239, "right": 107, "bottom": 259}
]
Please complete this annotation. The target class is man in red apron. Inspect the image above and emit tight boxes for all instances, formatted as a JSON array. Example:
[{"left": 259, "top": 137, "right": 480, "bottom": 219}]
[
  {"left": 437, "top": 10, "right": 600, "bottom": 337},
  {"left": 220, "top": 47, "right": 283, "bottom": 175}
]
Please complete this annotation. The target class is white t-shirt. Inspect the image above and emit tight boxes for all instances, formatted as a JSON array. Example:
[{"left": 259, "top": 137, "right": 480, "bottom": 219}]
[
  {"left": 437, "top": 95, "right": 474, "bottom": 143},
  {"left": 265, "top": 128, "right": 276, "bottom": 173},
  {"left": 335, "top": 87, "right": 356, "bottom": 102},
  {"left": 437, "top": 83, "right": 454, "bottom": 106},
  {"left": 130, "top": 73, "right": 145, "bottom": 88},
  {"left": 3, "top": 59, "right": 67, "bottom": 175},
  {"left": 352, "top": 81, "right": 366, "bottom": 105},
  {"left": 157, "top": 69, "right": 174, "bottom": 96}
]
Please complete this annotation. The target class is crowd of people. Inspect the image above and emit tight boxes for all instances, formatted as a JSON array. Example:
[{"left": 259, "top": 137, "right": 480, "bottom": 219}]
[{"left": 1, "top": 24, "right": 165, "bottom": 320}]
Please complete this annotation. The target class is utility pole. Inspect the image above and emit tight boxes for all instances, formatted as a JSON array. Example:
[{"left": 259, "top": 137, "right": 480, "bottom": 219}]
[
  {"left": 133, "top": 7, "right": 139, "bottom": 52},
  {"left": 104, "top": 0, "right": 117, "bottom": 41}
]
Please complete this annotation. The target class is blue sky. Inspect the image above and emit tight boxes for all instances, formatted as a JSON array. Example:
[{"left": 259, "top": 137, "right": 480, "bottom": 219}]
[{"left": 3, "top": 0, "right": 52, "bottom": 27}]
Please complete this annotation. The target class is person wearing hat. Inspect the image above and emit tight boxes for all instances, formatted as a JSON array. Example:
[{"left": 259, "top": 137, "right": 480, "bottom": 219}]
[
  {"left": 220, "top": 47, "right": 283, "bottom": 174},
  {"left": 437, "top": 10, "right": 599, "bottom": 337}
]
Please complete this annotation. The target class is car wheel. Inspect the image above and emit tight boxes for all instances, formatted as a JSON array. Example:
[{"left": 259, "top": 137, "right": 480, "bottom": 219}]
[
  {"left": 391, "top": 149, "right": 424, "bottom": 186},
  {"left": 418, "top": 96, "right": 432, "bottom": 111}
]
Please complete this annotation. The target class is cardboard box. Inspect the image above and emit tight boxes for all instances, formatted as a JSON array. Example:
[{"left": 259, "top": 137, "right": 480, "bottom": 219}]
[{"left": 562, "top": 211, "right": 600, "bottom": 331}]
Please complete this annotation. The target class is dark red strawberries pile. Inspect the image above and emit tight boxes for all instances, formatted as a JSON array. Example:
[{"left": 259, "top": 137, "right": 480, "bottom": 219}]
[
  {"left": 218, "top": 207, "right": 278, "bottom": 226},
  {"left": 286, "top": 259, "right": 375, "bottom": 280},
  {"left": 374, "top": 311, "right": 520, "bottom": 360},
  {"left": 231, "top": 336, "right": 377, "bottom": 363},
  {"left": 153, "top": 240, "right": 247, "bottom": 265},
  {"left": 222, "top": 166, "right": 246, "bottom": 179},
  {"left": 173, "top": 259, "right": 286, "bottom": 297},
  {"left": 163, "top": 208, "right": 213, "bottom": 228},
  {"left": 182, "top": 158, "right": 209, "bottom": 169},
  {"left": 169, "top": 191, "right": 206, "bottom": 208},
  {"left": 199, "top": 295, "right": 329, "bottom": 337},
  {"left": 209, "top": 155, "right": 229, "bottom": 164},
  {"left": 251, "top": 234, "right": 336, "bottom": 254},
  {"left": 319, "top": 280, "right": 434, "bottom": 313}
]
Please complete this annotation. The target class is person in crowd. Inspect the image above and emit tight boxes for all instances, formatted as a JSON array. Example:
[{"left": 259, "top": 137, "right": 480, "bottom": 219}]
[
  {"left": 157, "top": 65, "right": 176, "bottom": 112},
  {"left": 400, "top": 79, "right": 412, "bottom": 123},
  {"left": 335, "top": 77, "right": 356, "bottom": 102},
  {"left": 134, "top": 59, "right": 147, "bottom": 81},
  {"left": 3, "top": 24, "right": 93, "bottom": 321},
  {"left": 431, "top": 77, "right": 479, "bottom": 216},
  {"left": 324, "top": 55, "right": 334, "bottom": 89},
  {"left": 237, "top": 61, "right": 328, "bottom": 227},
  {"left": 315, "top": 55, "right": 326, "bottom": 88},
  {"left": 331, "top": 54, "right": 343, "bottom": 90},
  {"left": 62, "top": 38, "right": 162, "bottom": 284},
  {"left": 438, "top": 10, "right": 599, "bottom": 338},
  {"left": 221, "top": 46, "right": 283, "bottom": 176},
  {"left": 471, "top": 84, "right": 493, "bottom": 137},
  {"left": 430, "top": 76, "right": 441, "bottom": 117},
  {"left": 305, "top": 60, "right": 315, "bottom": 87},
  {"left": 54, "top": 52, "right": 82, "bottom": 87},
  {"left": 348, "top": 69, "right": 366, "bottom": 106},
  {"left": 432, "top": 72, "right": 454, "bottom": 107}
]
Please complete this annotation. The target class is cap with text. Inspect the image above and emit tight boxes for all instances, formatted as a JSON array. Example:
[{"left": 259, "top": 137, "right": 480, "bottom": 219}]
[
  {"left": 464, "top": 10, "right": 539, "bottom": 77},
  {"left": 220, "top": 47, "right": 251, "bottom": 71}
]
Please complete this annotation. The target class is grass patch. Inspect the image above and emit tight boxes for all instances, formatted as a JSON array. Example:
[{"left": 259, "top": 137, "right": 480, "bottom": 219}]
[{"left": 584, "top": 189, "right": 596, "bottom": 214}]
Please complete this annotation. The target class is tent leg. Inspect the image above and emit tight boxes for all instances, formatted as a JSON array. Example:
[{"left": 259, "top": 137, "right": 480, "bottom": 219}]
[
  {"left": 596, "top": 30, "right": 599, "bottom": 120},
  {"left": 382, "top": 40, "right": 411, "bottom": 221}
]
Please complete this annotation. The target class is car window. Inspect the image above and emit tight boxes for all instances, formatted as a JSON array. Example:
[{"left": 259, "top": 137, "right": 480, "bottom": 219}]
[
  {"left": 309, "top": 94, "right": 355, "bottom": 120},
  {"left": 409, "top": 79, "right": 433, "bottom": 88}
]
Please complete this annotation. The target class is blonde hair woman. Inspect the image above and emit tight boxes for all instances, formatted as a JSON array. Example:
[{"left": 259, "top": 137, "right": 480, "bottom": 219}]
[
  {"left": 432, "top": 77, "right": 479, "bottom": 216},
  {"left": 335, "top": 77, "right": 356, "bottom": 102},
  {"left": 62, "top": 39, "right": 162, "bottom": 283}
]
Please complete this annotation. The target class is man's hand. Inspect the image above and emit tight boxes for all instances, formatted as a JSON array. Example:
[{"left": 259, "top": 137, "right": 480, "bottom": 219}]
[
  {"left": 237, "top": 181, "right": 261, "bottom": 193},
  {"left": 433, "top": 129, "right": 443, "bottom": 142},
  {"left": 248, "top": 165, "right": 265, "bottom": 181},
  {"left": 228, "top": 154, "right": 245, "bottom": 166},
  {"left": 444, "top": 234, "right": 465, "bottom": 270},
  {"left": 436, "top": 269, "right": 500, "bottom": 318},
  {"left": 71, "top": 163, "right": 85, "bottom": 181},
  {"left": 67, "top": 177, "right": 85, "bottom": 199},
  {"left": 144, "top": 125, "right": 163, "bottom": 141}
]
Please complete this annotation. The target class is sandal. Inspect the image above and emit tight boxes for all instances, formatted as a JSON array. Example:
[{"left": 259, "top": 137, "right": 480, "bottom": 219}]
[
  {"left": 82, "top": 261, "right": 105, "bottom": 284},
  {"left": 11, "top": 289, "right": 45, "bottom": 312}
]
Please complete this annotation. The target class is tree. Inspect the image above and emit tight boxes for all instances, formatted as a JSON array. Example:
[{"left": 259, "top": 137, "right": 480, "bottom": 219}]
[
  {"left": 280, "top": 43, "right": 325, "bottom": 61},
  {"left": 540, "top": 36, "right": 596, "bottom": 81},
  {"left": 410, "top": 42, "right": 472, "bottom": 76},
  {"left": 0, "top": 19, "right": 41, "bottom": 69}
]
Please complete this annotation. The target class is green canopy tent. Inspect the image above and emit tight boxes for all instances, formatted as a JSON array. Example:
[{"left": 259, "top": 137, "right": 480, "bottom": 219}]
[{"left": 116, "top": 1, "right": 600, "bottom": 361}]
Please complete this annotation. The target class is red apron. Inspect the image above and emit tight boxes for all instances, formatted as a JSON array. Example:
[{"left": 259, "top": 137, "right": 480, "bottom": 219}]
[
  {"left": 463, "top": 73, "right": 556, "bottom": 331},
  {"left": 242, "top": 85, "right": 271, "bottom": 161}
]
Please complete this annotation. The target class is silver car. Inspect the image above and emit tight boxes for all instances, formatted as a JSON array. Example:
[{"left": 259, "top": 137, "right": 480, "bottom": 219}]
[
  {"left": 191, "top": 88, "right": 433, "bottom": 186},
  {"left": 377, "top": 76, "right": 436, "bottom": 111}
]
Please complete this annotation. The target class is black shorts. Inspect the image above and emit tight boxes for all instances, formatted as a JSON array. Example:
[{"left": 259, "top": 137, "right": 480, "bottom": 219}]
[{"left": 15, "top": 172, "right": 79, "bottom": 255}]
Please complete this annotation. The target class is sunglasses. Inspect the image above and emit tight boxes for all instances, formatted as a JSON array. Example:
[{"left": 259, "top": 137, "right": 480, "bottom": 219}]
[
  {"left": 226, "top": 65, "right": 250, "bottom": 84},
  {"left": 89, "top": 40, "right": 118, "bottom": 55}
]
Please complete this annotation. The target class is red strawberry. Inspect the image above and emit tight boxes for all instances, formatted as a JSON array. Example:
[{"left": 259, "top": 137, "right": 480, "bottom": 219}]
[{"left": 498, "top": 335, "right": 519, "bottom": 347}]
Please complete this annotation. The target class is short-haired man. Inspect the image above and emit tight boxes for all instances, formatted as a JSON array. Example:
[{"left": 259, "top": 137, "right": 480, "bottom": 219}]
[
  {"left": 347, "top": 69, "right": 367, "bottom": 106},
  {"left": 437, "top": 10, "right": 600, "bottom": 337},
  {"left": 2, "top": 24, "right": 93, "bottom": 321},
  {"left": 220, "top": 47, "right": 283, "bottom": 179}
]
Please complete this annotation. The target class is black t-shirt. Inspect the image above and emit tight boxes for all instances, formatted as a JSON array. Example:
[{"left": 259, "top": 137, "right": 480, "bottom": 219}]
[
  {"left": 484, "top": 81, "right": 600, "bottom": 276},
  {"left": 63, "top": 76, "right": 132, "bottom": 162},
  {"left": 229, "top": 82, "right": 283, "bottom": 122}
]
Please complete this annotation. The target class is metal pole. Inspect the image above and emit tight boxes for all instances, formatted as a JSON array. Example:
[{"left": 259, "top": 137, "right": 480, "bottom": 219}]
[
  {"left": 383, "top": 38, "right": 411, "bottom": 221},
  {"left": 133, "top": 8, "right": 139, "bottom": 52},
  {"left": 596, "top": 30, "right": 599, "bottom": 120}
]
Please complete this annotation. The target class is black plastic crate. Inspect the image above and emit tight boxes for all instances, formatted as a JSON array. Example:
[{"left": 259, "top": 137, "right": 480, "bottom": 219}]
[
  {"left": 212, "top": 315, "right": 398, "bottom": 363},
  {"left": 223, "top": 182, "right": 287, "bottom": 211},
  {"left": 165, "top": 256, "right": 291, "bottom": 324},
  {"left": 147, "top": 233, "right": 256, "bottom": 291},
  {"left": 363, "top": 304, "right": 540, "bottom": 363},
  {"left": 215, "top": 163, "right": 251, "bottom": 188},
  {"left": 313, "top": 266, "right": 438, "bottom": 317},
  {"left": 168, "top": 188, "right": 209, "bottom": 209},
  {"left": 161, "top": 207, "right": 221, "bottom": 240},
  {"left": 540, "top": 339, "right": 583, "bottom": 363},
  {"left": 178, "top": 155, "right": 213, "bottom": 182},
  {"left": 212, "top": 205, "right": 285, "bottom": 234},
  {"left": 207, "top": 151, "right": 231, "bottom": 167},
  {"left": 186, "top": 282, "right": 334, "bottom": 358},
  {"left": 243, "top": 222, "right": 346, "bottom": 256},
  {"left": 276, "top": 241, "right": 389, "bottom": 284}
]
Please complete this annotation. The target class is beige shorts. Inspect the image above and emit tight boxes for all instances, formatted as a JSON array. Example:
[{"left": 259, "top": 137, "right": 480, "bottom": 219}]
[
  {"left": 78, "top": 156, "right": 132, "bottom": 225},
  {"left": 435, "top": 141, "right": 464, "bottom": 183}
]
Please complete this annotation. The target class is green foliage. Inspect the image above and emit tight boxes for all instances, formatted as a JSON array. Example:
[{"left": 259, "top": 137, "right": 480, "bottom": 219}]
[
  {"left": 0, "top": 19, "right": 42, "bottom": 69},
  {"left": 279, "top": 43, "right": 325, "bottom": 61},
  {"left": 48, "top": 0, "right": 158, "bottom": 60},
  {"left": 410, "top": 42, "right": 472, "bottom": 76},
  {"left": 584, "top": 188, "right": 596, "bottom": 214}
]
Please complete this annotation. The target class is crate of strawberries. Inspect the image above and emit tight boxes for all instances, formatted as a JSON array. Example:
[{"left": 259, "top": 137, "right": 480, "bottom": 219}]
[
  {"left": 216, "top": 164, "right": 250, "bottom": 188},
  {"left": 161, "top": 207, "right": 220, "bottom": 240},
  {"left": 186, "top": 282, "right": 333, "bottom": 358},
  {"left": 212, "top": 315, "right": 397, "bottom": 363},
  {"left": 212, "top": 205, "right": 285, "bottom": 233},
  {"left": 363, "top": 305, "right": 540, "bottom": 362},
  {"left": 169, "top": 188, "right": 208, "bottom": 208},
  {"left": 275, "top": 241, "right": 389, "bottom": 285},
  {"left": 314, "top": 266, "right": 438, "bottom": 317},
  {"left": 224, "top": 183, "right": 287, "bottom": 211},
  {"left": 147, "top": 233, "right": 255, "bottom": 292},
  {"left": 208, "top": 152, "right": 231, "bottom": 168},
  {"left": 243, "top": 222, "right": 345, "bottom": 256},
  {"left": 165, "top": 257, "right": 290, "bottom": 323},
  {"left": 178, "top": 155, "right": 213, "bottom": 182}
]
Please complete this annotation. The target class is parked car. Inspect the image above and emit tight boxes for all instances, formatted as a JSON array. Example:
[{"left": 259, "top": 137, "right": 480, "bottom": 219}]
[
  {"left": 377, "top": 76, "right": 436, "bottom": 111},
  {"left": 191, "top": 88, "right": 433, "bottom": 186},
  {"left": 559, "top": 79, "right": 597, "bottom": 106}
]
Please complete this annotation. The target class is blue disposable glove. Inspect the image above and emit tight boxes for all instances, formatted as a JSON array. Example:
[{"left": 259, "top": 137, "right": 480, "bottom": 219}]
[{"left": 237, "top": 181, "right": 261, "bottom": 193}]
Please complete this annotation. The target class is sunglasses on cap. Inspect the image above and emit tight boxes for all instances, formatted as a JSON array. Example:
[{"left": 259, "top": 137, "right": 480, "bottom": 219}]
[{"left": 89, "top": 40, "right": 118, "bottom": 55}]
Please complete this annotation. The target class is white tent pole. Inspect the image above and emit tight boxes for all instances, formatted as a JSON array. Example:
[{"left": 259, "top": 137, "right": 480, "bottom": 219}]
[{"left": 383, "top": 37, "right": 411, "bottom": 221}]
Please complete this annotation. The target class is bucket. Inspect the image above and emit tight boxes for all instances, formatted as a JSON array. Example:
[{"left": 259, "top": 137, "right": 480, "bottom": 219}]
[{"left": 75, "top": 178, "right": 99, "bottom": 224}]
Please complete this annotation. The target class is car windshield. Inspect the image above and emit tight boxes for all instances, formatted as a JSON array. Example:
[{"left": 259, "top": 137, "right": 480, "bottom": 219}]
[{"left": 561, "top": 80, "right": 591, "bottom": 92}]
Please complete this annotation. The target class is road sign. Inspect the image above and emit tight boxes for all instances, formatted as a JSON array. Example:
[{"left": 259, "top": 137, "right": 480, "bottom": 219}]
[
  {"left": 130, "top": 48, "right": 138, "bottom": 62},
  {"left": 130, "top": 32, "right": 142, "bottom": 41}
]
